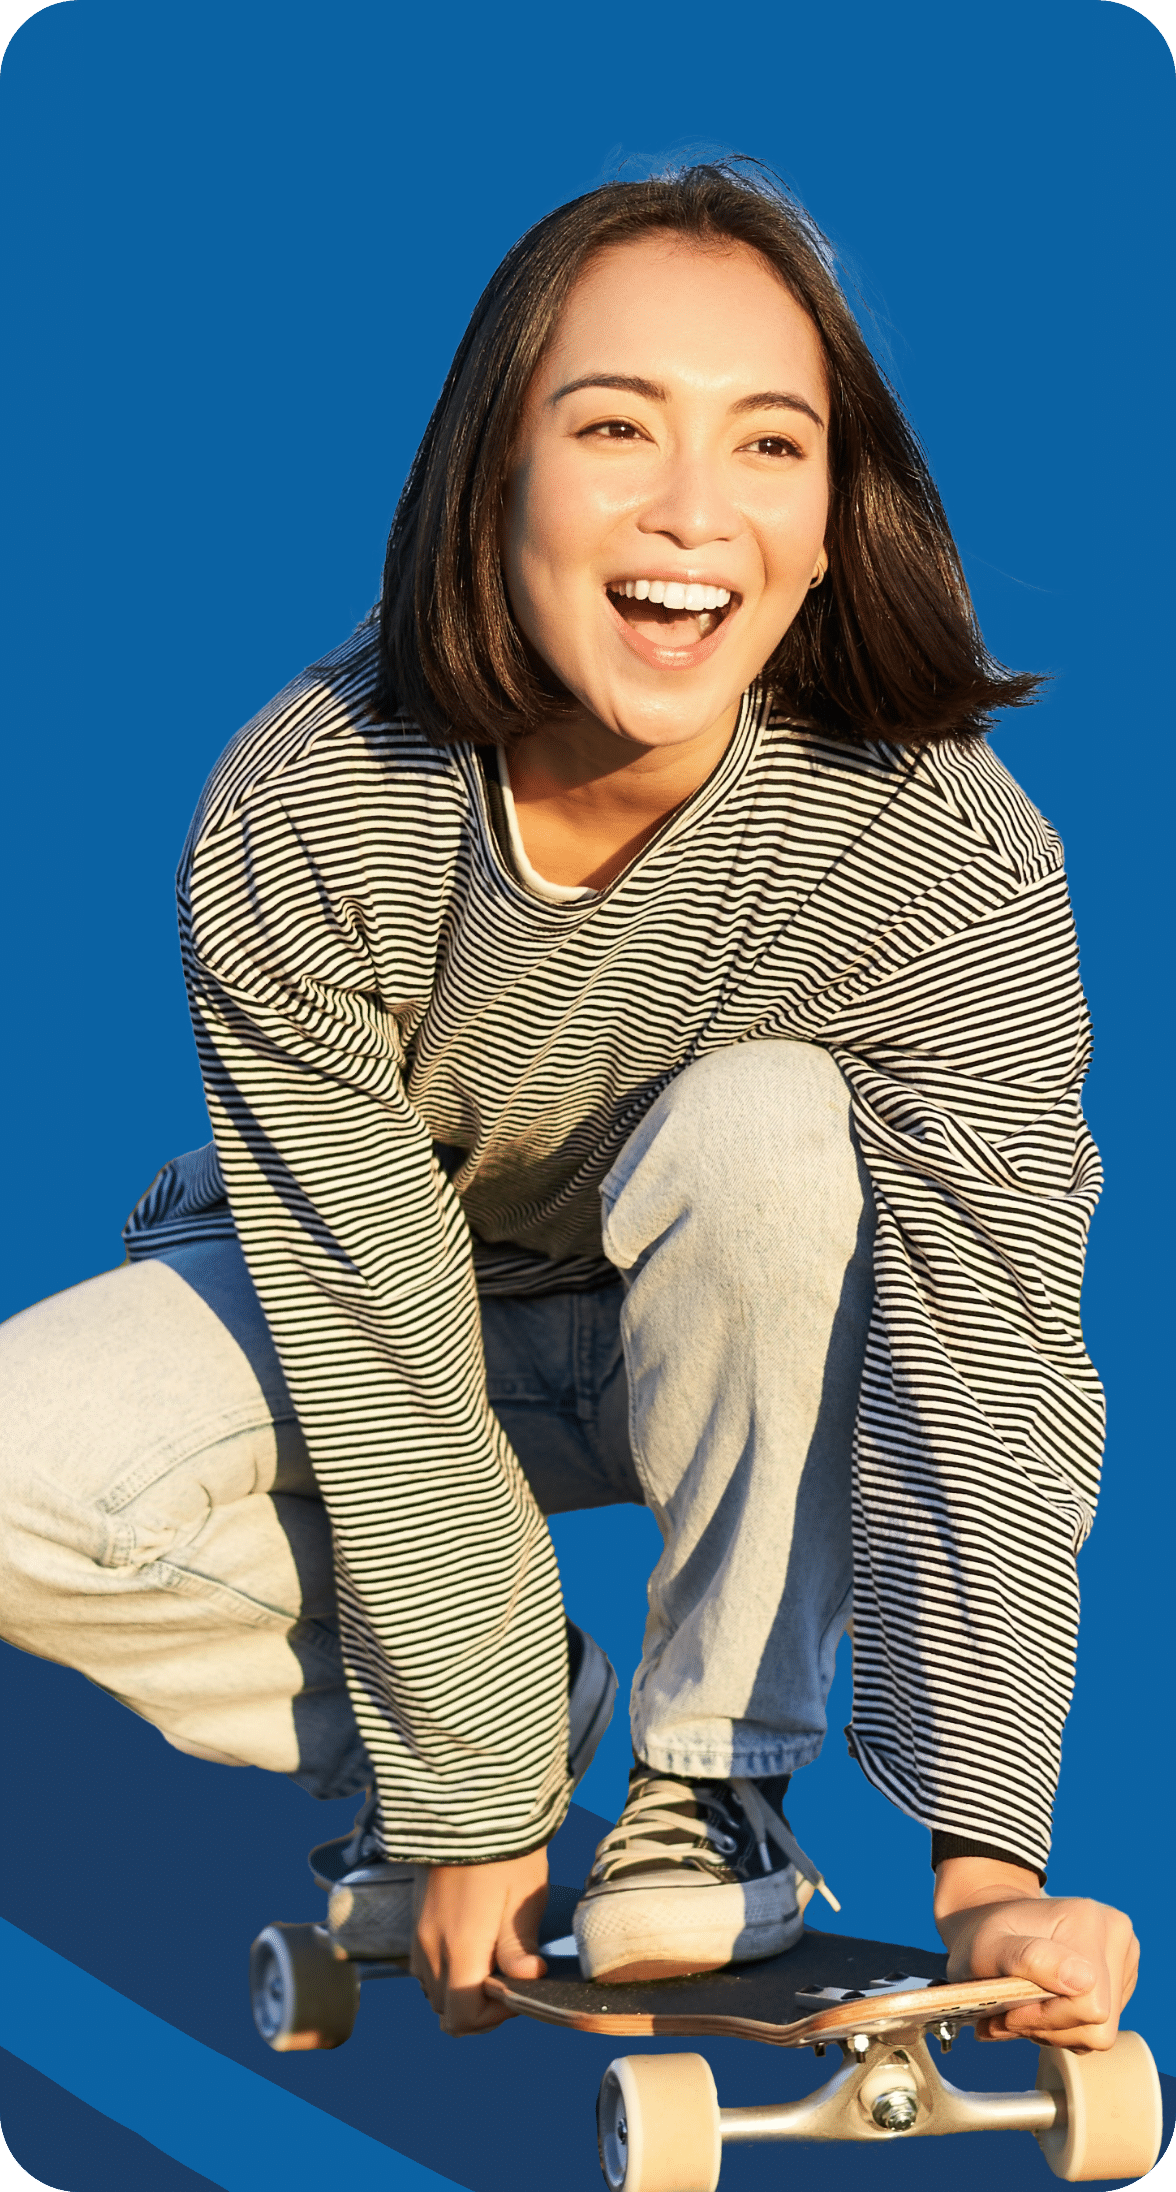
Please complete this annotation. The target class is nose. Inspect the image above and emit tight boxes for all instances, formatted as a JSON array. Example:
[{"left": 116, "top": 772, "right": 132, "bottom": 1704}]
[{"left": 636, "top": 445, "right": 738, "bottom": 552}]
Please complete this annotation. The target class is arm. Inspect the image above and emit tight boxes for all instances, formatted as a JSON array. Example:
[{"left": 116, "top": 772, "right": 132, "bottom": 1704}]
[
  {"left": 829, "top": 856, "right": 1104, "bottom": 1871},
  {"left": 179, "top": 709, "right": 571, "bottom": 1873},
  {"left": 819, "top": 789, "right": 1121, "bottom": 2023}
]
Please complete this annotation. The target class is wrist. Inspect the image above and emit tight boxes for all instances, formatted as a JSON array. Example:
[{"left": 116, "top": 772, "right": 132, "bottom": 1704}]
[{"left": 934, "top": 1855, "right": 1044, "bottom": 1942}]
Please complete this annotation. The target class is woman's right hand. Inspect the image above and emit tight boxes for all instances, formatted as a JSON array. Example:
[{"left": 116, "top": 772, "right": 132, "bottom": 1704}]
[{"left": 410, "top": 1847, "right": 550, "bottom": 2035}]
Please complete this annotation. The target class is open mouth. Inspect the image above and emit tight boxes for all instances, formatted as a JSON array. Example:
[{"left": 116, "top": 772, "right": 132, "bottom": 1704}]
[{"left": 606, "top": 578, "right": 737, "bottom": 648}]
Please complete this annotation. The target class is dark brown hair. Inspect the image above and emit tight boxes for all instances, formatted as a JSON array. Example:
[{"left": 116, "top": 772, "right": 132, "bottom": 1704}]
[{"left": 376, "top": 159, "right": 1041, "bottom": 746}]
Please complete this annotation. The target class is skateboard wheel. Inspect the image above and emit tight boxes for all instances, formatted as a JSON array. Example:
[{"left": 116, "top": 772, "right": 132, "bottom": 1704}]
[
  {"left": 1035, "top": 2029, "right": 1163, "bottom": 2180},
  {"left": 249, "top": 1922, "right": 360, "bottom": 2052},
  {"left": 597, "top": 2055, "right": 721, "bottom": 2192}
]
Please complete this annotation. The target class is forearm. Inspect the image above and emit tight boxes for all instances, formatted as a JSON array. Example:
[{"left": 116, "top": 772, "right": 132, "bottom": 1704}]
[{"left": 187, "top": 958, "right": 571, "bottom": 1863}]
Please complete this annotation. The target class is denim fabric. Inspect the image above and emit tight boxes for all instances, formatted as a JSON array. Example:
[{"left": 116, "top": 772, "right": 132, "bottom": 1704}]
[{"left": 0, "top": 1042, "right": 872, "bottom": 1801}]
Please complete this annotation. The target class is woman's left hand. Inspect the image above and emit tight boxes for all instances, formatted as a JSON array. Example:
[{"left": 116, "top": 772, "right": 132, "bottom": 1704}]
[{"left": 934, "top": 1857, "right": 1140, "bottom": 2050}]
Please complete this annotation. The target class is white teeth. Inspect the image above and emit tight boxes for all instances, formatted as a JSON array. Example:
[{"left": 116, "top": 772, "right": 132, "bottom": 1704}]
[{"left": 609, "top": 579, "right": 734, "bottom": 609}]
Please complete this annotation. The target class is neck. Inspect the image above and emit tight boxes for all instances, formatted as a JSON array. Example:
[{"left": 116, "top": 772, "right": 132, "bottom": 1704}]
[{"left": 503, "top": 699, "right": 743, "bottom": 891}]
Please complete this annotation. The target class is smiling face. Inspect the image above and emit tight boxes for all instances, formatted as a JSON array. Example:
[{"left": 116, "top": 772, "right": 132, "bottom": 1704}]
[{"left": 501, "top": 234, "right": 831, "bottom": 756}]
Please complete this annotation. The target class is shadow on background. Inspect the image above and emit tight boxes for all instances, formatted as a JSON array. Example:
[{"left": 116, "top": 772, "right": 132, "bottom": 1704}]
[{"left": 0, "top": 1643, "right": 1170, "bottom": 2192}]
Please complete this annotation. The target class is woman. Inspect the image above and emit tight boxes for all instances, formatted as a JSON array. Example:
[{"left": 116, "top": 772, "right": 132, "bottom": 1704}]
[{"left": 0, "top": 161, "right": 1138, "bottom": 2045}]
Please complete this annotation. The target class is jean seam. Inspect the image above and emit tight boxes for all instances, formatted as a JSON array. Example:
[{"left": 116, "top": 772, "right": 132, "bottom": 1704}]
[
  {"left": 135, "top": 1556, "right": 302, "bottom": 1628},
  {"left": 95, "top": 1407, "right": 302, "bottom": 1517}
]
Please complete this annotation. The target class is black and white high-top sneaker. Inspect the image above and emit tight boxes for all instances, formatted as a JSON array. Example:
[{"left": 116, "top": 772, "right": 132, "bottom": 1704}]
[
  {"left": 311, "top": 1620, "right": 617, "bottom": 1960},
  {"left": 572, "top": 1764, "right": 839, "bottom": 1983}
]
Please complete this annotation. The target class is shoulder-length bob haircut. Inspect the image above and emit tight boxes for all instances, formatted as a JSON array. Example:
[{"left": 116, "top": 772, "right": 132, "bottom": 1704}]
[{"left": 376, "top": 159, "right": 1041, "bottom": 747}]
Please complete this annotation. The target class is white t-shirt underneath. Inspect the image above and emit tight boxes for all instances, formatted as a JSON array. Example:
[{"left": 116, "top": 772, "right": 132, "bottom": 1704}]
[{"left": 496, "top": 746, "right": 592, "bottom": 904}]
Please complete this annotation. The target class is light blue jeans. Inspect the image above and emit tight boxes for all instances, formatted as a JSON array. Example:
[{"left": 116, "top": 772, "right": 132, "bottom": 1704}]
[{"left": 0, "top": 1042, "right": 873, "bottom": 1803}]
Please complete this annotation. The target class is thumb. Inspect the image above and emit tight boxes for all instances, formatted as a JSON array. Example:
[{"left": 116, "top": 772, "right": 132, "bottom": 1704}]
[
  {"left": 991, "top": 1931, "right": 1096, "bottom": 1998},
  {"left": 496, "top": 1888, "right": 548, "bottom": 1980}
]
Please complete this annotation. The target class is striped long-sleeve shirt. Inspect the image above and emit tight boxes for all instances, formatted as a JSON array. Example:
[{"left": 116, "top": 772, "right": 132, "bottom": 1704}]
[{"left": 143, "top": 619, "right": 1104, "bottom": 1876}]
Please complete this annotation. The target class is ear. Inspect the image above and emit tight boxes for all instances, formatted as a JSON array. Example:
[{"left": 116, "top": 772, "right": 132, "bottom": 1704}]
[{"left": 808, "top": 548, "right": 829, "bottom": 589}]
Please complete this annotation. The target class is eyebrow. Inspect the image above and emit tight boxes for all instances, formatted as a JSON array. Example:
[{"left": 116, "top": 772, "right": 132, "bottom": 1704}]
[
  {"left": 731, "top": 389, "right": 826, "bottom": 431},
  {"left": 549, "top": 373, "right": 826, "bottom": 432}
]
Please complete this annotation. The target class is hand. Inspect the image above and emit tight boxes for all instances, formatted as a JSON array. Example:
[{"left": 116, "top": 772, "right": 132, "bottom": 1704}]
[
  {"left": 935, "top": 1857, "right": 1140, "bottom": 2051},
  {"left": 410, "top": 1847, "right": 549, "bottom": 2037}
]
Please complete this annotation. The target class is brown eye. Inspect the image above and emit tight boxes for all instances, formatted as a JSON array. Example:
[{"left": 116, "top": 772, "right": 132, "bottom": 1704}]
[
  {"left": 579, "top": 419, "right": 643, "bottom": 440},
  {"left": 744, "top": 434, "right": 802, "bottom": 458}
]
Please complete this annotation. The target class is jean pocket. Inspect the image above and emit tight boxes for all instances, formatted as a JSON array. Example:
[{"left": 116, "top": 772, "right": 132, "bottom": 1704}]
[{"left": 94, "top": 1406, "right": 297, "bottom": 1572}]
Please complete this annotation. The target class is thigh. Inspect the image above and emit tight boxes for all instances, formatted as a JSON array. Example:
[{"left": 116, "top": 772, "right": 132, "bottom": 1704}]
[
  {"left": 479, "top": 1284, "right": 644, "bottom": 1515},
  {"left": 0, "top": 1246, "right": 331, "bottom": 1641}
]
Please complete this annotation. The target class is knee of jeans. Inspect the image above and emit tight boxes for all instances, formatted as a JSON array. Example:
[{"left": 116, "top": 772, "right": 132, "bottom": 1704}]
[{"left": 601, "top": 1041, "right": 870, "bottom": 1269}]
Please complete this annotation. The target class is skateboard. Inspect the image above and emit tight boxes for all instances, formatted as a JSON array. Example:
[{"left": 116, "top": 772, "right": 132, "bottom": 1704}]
[{"left": 250, "top": 1891, "right": 1164, "bottom": 2190}]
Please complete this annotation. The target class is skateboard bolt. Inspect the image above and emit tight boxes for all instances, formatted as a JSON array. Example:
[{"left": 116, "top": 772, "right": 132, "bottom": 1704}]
[
  {"left": 871, "top": 2089, "right": 919, "bottom": 2132},
  {"left": 616, "top": 2116, "right": 627, "bottom": 2147}
]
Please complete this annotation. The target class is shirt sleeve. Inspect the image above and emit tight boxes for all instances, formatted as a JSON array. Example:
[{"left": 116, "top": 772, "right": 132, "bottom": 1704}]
[
  {"left": 824, "top": 853, "right": 1104, "bottom": 1876},
  {"left": 179, "top": 765, "right": 571, "bottom": 1866}
]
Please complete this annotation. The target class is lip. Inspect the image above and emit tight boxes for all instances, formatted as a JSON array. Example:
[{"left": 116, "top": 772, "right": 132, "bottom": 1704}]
[{"left": 604, "top": 588, "right": 741, "bottom": 672}]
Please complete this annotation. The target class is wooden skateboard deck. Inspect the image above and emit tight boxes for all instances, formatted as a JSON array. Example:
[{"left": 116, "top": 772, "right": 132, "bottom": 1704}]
[
  {"left": 249, "top": 1903, "right": 1164, "bottom": 2180},
  {"left": 485, "top": 1924, "right": 1050, "bottom": 2046}
]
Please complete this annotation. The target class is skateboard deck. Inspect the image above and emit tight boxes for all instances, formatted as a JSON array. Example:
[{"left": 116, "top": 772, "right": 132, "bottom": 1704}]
[
  {"left": 249, "top": 1900, "right": 1165, "bottom": 2185},
  {"left": 482, "top": 1924, "right": 1163, "bottom": 2187},
  {"left": 486, "top": 1923, "right": 1050, "bottom": 2045}
]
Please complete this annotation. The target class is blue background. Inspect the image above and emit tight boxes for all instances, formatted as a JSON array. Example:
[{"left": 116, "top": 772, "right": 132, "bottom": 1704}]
[{"left": 1, "top": 1, "right": 1172, "bottom": 2185}]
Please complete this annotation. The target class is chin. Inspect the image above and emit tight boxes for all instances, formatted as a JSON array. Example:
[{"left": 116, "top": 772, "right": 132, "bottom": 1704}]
[{"left": 602, "top": 697, "right": 740, "bottom": 749}]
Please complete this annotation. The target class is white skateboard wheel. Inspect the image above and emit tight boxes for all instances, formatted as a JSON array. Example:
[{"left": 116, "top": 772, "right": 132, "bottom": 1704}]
[
  {"left": 1035, "top": 2028, "right": 1163, "bottom": 2180},
  {"left": 249, "top": 1921, "right": 360, "bottom": 2051},
  {"left": 597, "top": 2054, "right": 721, "bottom": 2192}
]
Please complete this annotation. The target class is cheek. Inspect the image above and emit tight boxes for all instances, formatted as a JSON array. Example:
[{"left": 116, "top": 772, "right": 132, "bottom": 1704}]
[
  {"left": 508, "top": 453, "right": 582, "bottom": 580},
  {"left": 759, "top": 488, "right": 829, "bottom": 590}
]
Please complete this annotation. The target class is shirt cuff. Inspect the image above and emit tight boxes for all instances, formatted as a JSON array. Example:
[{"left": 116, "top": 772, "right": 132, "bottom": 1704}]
[{"left": 930, "top": 1830, "right": 1047, "bottom": 1886}]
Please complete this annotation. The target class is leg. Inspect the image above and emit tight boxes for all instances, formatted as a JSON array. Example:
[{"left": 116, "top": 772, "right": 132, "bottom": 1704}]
[
  {"left": 479, "top": 1283, "right": 642, "bottom": 1516},
  {"left": 600, "top": 1039, "right": 874, "bottom": 1779},
  {"left": 0, "top": 1241, "right": 369, "bottom": 1800}
]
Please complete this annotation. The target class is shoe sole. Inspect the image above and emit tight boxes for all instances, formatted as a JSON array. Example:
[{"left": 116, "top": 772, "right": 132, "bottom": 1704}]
[
  {"left": 573, "top": 1877, "right": 804, "bottom": 1983},
  {"left": 327, "top": 1866, "right": 420, "bottom": 1959}
]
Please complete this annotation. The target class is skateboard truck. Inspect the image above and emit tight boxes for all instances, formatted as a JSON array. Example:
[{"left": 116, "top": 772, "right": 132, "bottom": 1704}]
[
  {"left": 248, "top": 1914, "right": 1164, "bottom": 2187},
  {"left": 596, "top": 2024, "right": 1164, "bottom": 2191},
  {"left": 715, "top": 2026, "right": 1061, "bottom": 2141}
]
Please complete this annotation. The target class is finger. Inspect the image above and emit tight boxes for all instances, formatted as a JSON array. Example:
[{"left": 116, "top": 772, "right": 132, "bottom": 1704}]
[
  {"left": 409, "top": 1934, "right": 445, "bottom": 2015},
  {"left": 496, "top": 1945, "right": 547, "bottom": 1979},
  {"left": 1000, "top": 1998, "right": 1121, "bottom": 2051},
  {"left": 981, "top": 1930, "right": 1102, "bottom": 2006},
  {"left": 511, "top": 1880, "right": 550, "bottom": 1957},
  {"left": 438, "top": 1980, "right": 515, "bottom": 2038}
]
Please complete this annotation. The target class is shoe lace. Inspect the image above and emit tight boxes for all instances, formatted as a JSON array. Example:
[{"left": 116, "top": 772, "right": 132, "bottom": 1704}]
[
  {"left": 730, "top": 1777, "right": 840, "bottom": 1913},
  {"left": 588, "top": 1774, "right": 840, "bottom": 1912},
  {"left": 588, "top": 1775, "right": 743, "bottom": 1885},
  {"left": 340, "top": 1788, "right": 383, "bottom": 1870}
]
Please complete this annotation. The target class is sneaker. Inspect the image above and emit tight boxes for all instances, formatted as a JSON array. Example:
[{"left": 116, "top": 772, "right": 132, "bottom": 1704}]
[
  {"left": 572, "top": 1765, "right": 839, "bottom": 1983},
  {"left": 311, "top": 1619, "right": 617, "bottom": 1960}
]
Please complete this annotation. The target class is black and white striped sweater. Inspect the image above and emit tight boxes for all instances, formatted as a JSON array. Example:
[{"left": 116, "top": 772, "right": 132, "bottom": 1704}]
[{"left": 136, "top": 620, "right": 1103, "bottom": 1875}]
